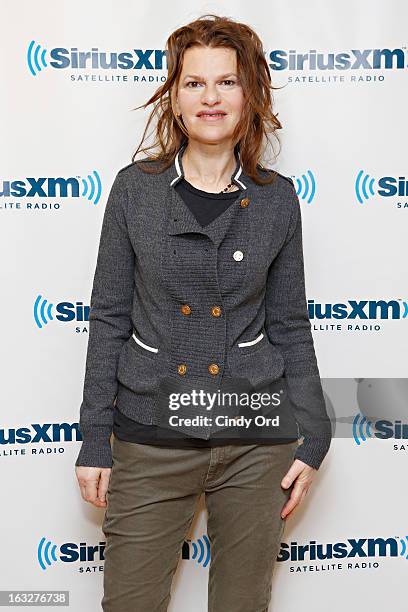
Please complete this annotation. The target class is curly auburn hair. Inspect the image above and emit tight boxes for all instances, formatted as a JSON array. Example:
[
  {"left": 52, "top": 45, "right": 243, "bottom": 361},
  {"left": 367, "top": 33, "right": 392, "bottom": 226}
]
[{"left": 131, "top": 13, "right": 284, "bottom": 185}]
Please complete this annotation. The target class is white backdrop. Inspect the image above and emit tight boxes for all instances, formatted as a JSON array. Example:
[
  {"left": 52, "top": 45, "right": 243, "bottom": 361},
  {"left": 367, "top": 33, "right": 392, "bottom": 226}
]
[{"left": 1, "top": 1, "right": 407, "bottom": 610}]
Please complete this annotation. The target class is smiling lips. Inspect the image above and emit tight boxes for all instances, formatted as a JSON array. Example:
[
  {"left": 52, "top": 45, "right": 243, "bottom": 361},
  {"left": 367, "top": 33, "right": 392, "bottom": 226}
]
[{"left": 197, "top": 111, "right": 227, "bottom": 121}]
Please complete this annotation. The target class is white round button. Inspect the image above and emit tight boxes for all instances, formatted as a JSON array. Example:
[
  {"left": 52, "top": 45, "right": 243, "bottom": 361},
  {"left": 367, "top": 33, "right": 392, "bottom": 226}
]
[{"left": 233, "top": 250, "right": 244, "bottom": 261}]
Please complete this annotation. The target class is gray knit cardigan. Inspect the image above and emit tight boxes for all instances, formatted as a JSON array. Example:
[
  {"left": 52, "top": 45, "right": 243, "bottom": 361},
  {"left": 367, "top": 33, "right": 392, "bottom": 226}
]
[{"left": 75, "top": 142, "right": 332, "bottom": 470}]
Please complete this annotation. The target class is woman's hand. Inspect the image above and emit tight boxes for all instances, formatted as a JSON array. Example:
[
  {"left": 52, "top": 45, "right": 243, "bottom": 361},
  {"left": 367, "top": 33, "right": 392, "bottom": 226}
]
[
  {"left": 280, "top": 459, "right": 316, "bottom": 519},
  {"left": 75, "top": 466, "right": 111, "bottom": 508}
]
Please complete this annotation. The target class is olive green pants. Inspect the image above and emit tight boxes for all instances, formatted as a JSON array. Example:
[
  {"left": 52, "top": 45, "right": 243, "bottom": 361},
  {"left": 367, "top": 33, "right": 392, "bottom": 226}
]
[{"left": 102, "top": 434, "right": 299, "bottom": 612}]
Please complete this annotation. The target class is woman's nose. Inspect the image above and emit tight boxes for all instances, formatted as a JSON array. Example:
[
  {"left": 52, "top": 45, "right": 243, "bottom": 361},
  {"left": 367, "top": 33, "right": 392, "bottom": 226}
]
[{"left": 200, "top": 85, "right": 221, "bottom": 104}]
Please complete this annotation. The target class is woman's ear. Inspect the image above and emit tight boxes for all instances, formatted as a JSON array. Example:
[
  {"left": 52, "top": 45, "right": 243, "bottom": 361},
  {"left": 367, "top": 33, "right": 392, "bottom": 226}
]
[{"left": 170, "top": 88, "right": 180, "bottom": 118}]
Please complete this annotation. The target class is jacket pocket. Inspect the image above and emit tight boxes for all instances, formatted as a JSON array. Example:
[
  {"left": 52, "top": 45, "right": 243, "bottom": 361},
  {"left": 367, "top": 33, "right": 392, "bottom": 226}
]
[
  {"left": 227, "top": 333, "right": 285, "bottom": 390},
  {"left": 130, "top": 330, "right": 159, "bottom": 358},
  {"left": 117, "top": 333, "right": 161, "bottom": 395},
  {"left": 237, "top": 331, "right": 264, "bottom": 348}
]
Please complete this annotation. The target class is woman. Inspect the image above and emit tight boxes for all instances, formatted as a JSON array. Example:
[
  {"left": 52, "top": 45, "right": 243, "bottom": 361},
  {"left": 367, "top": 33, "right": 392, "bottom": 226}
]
[{"left": 75, "top": 14, "right": 332, "bottom": 612}]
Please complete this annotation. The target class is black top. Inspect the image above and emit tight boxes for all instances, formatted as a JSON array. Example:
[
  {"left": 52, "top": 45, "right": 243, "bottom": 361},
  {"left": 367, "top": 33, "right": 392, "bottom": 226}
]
[
  {"left": 113, "top": 177, "right": 297, "bottom": 448},
  {"left": 175, "top": 176, "right": 241, "bottom": 225}
]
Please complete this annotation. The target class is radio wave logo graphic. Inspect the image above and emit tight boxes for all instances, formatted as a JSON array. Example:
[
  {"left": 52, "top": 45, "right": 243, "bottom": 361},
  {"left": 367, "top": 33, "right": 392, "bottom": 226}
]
[
  {"left": 292, "top": 171, "right": 316, "bottom": 203},
  {"left": 190, "top": 535, "right": 211, "bottom": 567},
  {"left": 355, "top": 170, "right": 376, "bottom": 204},
  {"left": 37, "top": 537, "right": 58, "bottom": 570},
  {"left": 81, "top": 170, "right": 102, "bottom": 205},
  {"left": 27, "top": 40, "right": 48, "bottom": 76},
  {"left": 352, "top": 412, "right": 374, "bottom": 445},
  {"left": 399, "top": 536, "right": 408, "bottom": 559},
  {"left": 34, "top": 295, "right": 54, "bottom": 329}
]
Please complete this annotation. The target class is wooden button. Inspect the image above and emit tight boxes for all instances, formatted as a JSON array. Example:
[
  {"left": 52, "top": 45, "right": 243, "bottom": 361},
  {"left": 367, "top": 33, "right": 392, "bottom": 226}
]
[
  {"left": 208, "top": 363, "right": 219, "bottom": 375},
  {"left": 240, "top": 197, "right": 250, "bottom": 208},
  {"left": 211, "top": 305, "right": 222, "bottom": 317},
  {"left": 178, "top": 364, "right": 187, "bottom": 375},
  {"left": 181, "top": 304, "right": 191, "bottom": 315}
]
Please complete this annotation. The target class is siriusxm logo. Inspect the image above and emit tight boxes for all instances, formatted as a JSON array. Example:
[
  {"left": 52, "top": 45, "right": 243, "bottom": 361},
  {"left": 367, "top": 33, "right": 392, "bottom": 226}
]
[
  {"left": 355, "top": 170, "right": 408, "bottom": 203},
  {"left": 37, "top": 538, "right": 106, "bottom": 570},
  {"left": 278, "top": 535, "right": 408, "bottom": 562},
  {"left": 353, "top": 413, "right": 408, "bottom": 445},
  {"left": 34, "top": 296, "right": 90, "bottom": 329},
  {"left": 39, "top": 531, "right": 408, "bottom": 572},
  {"left": 182, "top": 535, "right": 211, "bottom": 567},
  {"left": 269, "top": 48, "right": 407, "bottom": 71},
  {"left": 0, "top": 422, "right": 81, "bottom": 445},
  {"left": 27, "top": 41, "right": 167, "bottom": 76},
  {"left": 1, "top": 172, "right": 102, "bottom": 204},
  {"left": 291, "top": 170, "right": 316, "bottom": 204},
  {"left": 28, "top": 43, "right": 407, "bottom": 76},
  {"left": 38, "top": 534, "right": 210, "bottom": 570},
  {"left": 308, "top": 299, "right": 408, "bottom": 320}
]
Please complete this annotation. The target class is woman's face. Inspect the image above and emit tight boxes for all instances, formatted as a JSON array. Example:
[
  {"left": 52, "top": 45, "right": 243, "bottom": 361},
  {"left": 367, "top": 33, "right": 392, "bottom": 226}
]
[{"left": 174, "top": 45, "right": 244, "bottom": 145}]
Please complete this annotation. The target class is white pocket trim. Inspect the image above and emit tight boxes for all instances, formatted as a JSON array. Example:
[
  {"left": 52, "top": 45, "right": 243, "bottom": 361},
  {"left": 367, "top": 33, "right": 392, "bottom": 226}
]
[
  {"left": 237, "top": 332, "right": 264, "bottom": 348},
  {"left": 132, "top": 331, "right": 159, "bottom": 353}
]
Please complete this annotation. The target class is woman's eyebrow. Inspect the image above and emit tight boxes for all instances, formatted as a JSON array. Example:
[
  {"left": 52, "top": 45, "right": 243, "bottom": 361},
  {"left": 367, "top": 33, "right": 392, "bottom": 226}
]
[{"left": 183, "top": 73, "right": 238, "bottom": 80}]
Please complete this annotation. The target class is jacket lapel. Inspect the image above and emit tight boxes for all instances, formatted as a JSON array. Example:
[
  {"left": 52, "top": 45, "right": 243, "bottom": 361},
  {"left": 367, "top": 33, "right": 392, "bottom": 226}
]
[{"left": 165, "top": 141, "right": 250, "bottom": 247}]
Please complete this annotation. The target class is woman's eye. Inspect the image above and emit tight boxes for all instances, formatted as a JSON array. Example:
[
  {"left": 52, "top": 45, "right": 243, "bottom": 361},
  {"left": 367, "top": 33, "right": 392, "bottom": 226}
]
[{"left": 186, "top": 80, "right": 237, "bottom": 88}]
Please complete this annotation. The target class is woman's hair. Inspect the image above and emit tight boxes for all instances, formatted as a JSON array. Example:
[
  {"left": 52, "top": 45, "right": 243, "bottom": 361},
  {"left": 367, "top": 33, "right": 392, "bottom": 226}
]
[{"left": 131, "top": 13, "right": 283, "bottom": 185}]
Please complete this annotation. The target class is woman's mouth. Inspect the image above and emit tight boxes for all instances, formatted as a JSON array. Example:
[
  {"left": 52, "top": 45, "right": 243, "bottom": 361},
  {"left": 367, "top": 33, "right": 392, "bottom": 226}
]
[{"left": 197, "top": 113, "right": 227, "bottom": 122}]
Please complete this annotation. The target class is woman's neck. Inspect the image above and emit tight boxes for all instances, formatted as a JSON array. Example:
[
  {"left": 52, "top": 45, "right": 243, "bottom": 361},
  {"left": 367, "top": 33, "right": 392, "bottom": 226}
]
[{"left": 181, "top": 143, "right": 239, "bottom": 193}]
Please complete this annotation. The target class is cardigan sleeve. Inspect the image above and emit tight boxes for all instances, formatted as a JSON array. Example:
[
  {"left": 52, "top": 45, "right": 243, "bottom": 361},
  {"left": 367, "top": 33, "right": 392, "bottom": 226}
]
[
  {"left": 75, "top": 171, "right": 135, "bottom": 468},
  {"left": 264, "top": 180, "right": 332, "bottom": 470}
]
